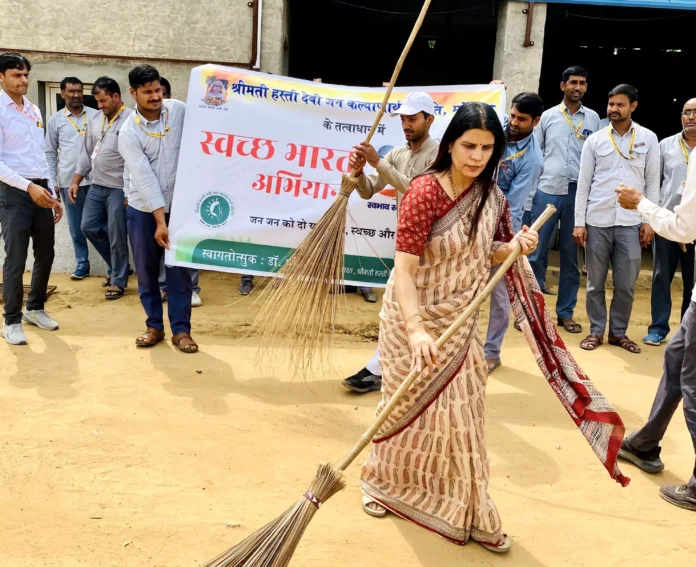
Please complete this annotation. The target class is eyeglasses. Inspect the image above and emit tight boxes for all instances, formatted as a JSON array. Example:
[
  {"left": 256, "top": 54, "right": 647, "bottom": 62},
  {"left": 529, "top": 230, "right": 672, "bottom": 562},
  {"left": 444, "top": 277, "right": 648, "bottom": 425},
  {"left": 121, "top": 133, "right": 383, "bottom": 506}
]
[{"left": 682, "top": 110, "right": 696, "bottom": 117}]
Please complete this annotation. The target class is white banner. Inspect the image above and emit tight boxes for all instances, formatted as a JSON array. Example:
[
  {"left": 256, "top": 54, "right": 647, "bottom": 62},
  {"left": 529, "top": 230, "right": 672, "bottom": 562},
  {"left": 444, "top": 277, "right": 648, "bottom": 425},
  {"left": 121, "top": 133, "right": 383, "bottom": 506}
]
[{"left": 166, "top": 66, "right": 505, "bottom": 287}]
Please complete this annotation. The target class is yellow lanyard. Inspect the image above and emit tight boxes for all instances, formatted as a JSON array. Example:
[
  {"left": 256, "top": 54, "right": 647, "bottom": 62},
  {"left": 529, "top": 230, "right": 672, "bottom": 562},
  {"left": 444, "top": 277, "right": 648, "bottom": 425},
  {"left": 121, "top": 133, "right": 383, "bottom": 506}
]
[
  {"left": 65, "top": 109, "right": 87, "bottom": 136},
  {"left": 504, "top": 148, "right": 527, "bottom": 162},
  {"left": 560, "top": 104, "right": 584, "bottom": 139},
  {"left": 679, "top": 135, "right": 691, "bottom": 165},
  {"left": 100, "top": 105, "right": 125, "bottom": 138},
  {"left": 135, "top": 106, "right": 170, "bottom": 139},
  {"left": 607, "top": 125, "right": 637, "bottom": 160}
]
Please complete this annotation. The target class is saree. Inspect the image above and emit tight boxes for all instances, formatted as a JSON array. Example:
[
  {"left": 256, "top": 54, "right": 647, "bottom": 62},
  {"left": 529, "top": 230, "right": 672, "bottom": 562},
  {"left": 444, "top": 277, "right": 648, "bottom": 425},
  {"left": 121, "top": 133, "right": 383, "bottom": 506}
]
[{"left": 360, "top": 174, "right": 628, "bottom": 546}]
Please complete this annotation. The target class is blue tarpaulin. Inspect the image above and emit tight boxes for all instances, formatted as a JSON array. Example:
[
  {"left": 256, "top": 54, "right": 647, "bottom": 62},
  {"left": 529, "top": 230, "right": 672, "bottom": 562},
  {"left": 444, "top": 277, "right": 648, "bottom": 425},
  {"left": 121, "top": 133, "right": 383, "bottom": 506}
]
[{"left": 522, "top": 0, "right": 696, "bottom": 10}]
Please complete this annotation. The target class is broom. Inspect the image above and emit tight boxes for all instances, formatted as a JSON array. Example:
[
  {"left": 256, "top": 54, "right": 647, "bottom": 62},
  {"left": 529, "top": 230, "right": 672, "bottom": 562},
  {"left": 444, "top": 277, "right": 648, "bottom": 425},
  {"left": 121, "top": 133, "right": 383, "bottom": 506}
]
[
  {"left": 252, "top": 0, "right": 434, "bottom": 380},
  {"left": 203, "top": 205, "right": 558, "bottom": 567}
]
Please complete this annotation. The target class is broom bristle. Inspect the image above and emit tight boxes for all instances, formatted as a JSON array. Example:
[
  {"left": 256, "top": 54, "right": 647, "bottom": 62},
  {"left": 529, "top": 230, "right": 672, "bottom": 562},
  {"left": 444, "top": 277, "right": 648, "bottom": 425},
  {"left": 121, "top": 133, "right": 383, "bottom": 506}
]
[
  {"left": 252, "top": 176, "right": 359, "bottom": 380},
  {"left": 203, "top": 463, "right": 346, "bottom": 567}
]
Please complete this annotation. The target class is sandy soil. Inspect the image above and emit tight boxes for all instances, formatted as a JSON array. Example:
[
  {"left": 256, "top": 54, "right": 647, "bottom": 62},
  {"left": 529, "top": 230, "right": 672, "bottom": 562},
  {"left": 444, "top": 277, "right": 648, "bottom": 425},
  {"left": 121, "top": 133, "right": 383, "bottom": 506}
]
[{"left": 1, "top": 272, "right": 694, "bottom": 567}]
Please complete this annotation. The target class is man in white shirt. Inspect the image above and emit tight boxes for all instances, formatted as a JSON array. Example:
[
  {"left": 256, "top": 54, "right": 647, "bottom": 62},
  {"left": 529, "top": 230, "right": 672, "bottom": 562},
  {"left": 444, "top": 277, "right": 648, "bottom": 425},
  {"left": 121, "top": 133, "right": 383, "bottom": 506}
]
[
  {"left": 118, "top": 65, "right": 197, "bottom": 353},
  {"left": 615, "top": 146, "right": 696, "bottom": 512},
  {"left": 643, "top": 98, "right": 696, "bottom": 347},
  {"left": 574, "top": 84, "right": 659, "bottom": 354},
  {"left": 45, "top": 77, "right": 98, "bottom": 280},
  {"left": 0, "top": 52, "right": 62, "bottom": 345}
]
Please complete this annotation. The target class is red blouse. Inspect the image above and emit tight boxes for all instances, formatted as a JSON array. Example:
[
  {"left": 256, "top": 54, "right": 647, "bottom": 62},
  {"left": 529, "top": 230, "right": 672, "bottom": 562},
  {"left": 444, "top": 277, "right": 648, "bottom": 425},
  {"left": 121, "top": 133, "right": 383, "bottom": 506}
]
[{"left": 396, "top": 174, "right": 471, "bottom": 256}]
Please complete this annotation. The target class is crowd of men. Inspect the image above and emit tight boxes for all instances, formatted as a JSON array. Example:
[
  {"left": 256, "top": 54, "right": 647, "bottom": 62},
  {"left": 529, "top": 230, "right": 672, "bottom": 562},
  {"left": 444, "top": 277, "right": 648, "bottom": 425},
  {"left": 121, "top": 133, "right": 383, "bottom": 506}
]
[
  {"left": 0, "top": 52, "right": 198, "bottom": 352},
  {"left": 1, "top": 52, "right": 695, "bottom": 509}
]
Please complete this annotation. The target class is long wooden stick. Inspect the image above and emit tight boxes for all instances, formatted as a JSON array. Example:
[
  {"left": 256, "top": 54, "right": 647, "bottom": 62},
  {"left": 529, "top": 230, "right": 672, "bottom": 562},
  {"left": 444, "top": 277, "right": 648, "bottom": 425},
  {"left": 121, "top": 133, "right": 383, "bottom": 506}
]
[
  {"left": 335, "top": 204, "right": 557, "bottom": 471},
  {"left": 360, "top": 0, "right": 433, "bottom": 150}
]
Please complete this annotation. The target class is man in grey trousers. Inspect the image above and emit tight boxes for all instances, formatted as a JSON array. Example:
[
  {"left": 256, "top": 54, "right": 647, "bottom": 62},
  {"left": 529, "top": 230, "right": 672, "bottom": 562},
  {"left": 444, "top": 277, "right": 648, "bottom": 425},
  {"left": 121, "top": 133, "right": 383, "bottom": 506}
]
[
  {"left": 574, "top": 84, "right": 658, "bottom": 354},
  {"left": 615, "top": 143, "right": 696, "bottom": 512}
]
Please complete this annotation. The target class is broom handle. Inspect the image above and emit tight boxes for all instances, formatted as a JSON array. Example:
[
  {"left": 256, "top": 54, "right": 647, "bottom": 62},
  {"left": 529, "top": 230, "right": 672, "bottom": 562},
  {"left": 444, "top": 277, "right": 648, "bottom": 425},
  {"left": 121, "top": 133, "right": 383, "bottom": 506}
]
[
  {"left": 336, "top": 204, "right": 557, "bottom": 472},
  {"left": 360, "top": 0, "right": 433, "bottom": 150}
]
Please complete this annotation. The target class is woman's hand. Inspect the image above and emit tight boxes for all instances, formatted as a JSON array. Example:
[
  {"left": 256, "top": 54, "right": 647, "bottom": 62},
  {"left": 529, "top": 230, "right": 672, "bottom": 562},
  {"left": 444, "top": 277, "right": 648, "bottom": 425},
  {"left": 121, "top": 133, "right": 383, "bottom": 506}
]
[
  {"left": 514, "top": 226, "right": 539, "bottom": 256},
  {"left": 407, "top": 323, "right": 439, "bottom": 373}
]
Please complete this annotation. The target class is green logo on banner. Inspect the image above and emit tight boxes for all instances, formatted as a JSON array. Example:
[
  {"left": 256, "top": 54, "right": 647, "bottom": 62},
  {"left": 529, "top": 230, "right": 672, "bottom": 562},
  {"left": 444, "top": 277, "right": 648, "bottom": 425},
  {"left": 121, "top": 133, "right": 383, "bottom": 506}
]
[{"left": 196, "top": 191, "right": 235, "bottom": 229}]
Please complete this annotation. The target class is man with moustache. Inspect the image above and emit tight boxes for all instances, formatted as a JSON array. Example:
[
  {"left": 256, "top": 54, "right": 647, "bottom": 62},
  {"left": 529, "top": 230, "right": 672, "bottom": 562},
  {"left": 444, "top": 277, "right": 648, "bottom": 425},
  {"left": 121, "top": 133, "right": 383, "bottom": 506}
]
[
  {"left": 485, "top": 92, "right": 544, "bottom": 373},
  {"left": 45, "top": 77, "right": 98, "bottom": 280},
  {"left": 70, "top": 77, "right": 132, "bottom": 300},
  {"left": 0, "top": 52, "right": 62, "bottom": 345},
  {"left": 118, "top": 64, "right": 197, "bottom": 353},
  {"left": 528, "top": 66, "right": 600, "bottom": 335},
  {"left": 575, "top": 84, "right": 659, "bottom": 354},
  {"left": 343, "top": 91, "right": 439, "bottom": 393},
  {"left": 642, "top": 98, "right": 696, "bottom": 347}
]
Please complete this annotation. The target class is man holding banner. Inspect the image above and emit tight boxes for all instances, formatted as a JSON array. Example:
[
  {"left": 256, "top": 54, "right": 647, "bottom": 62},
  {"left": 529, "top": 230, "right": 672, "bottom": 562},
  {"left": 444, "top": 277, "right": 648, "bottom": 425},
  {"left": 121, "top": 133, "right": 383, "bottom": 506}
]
[{"left": 343, "top": 92, "right": 439, "bottom": 394}]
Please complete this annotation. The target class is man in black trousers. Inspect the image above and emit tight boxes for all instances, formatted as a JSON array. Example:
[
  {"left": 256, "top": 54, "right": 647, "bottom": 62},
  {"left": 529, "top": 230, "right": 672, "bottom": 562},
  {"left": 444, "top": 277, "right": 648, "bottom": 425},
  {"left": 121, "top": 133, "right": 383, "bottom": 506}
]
[{"left": 0, "top": 52, "right": 62, "bottom": 345}]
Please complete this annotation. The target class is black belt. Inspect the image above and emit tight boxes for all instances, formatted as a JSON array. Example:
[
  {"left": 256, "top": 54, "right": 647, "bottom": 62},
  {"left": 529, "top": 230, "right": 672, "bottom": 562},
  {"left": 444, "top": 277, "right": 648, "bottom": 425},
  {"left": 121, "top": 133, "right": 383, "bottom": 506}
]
[{"left": 29, "top": 179, "right": 49, "bottom": 189}]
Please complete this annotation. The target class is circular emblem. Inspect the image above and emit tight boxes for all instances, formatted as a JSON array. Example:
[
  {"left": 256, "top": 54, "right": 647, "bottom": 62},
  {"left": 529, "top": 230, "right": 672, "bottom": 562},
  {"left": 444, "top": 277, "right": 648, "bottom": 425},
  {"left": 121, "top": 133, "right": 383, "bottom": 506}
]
[{"left": 196, "top": 191, "right": 235, "bottom": 229}]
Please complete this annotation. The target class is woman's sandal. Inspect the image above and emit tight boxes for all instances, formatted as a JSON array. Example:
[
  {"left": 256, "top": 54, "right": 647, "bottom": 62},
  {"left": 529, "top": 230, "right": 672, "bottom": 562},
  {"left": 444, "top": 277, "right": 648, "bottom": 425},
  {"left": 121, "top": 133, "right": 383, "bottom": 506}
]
[
  {"left": 105, "top": 286, "right": 125, "bottom": 300},
  {"left": 608, "top": 335, "right": 641, "bottom": 354},
  {"left": 557, "top": 317, "right": 582, "bottom": 334},
  {"left": 580, "top": 334, "right": 603, "bottom": 351},
  {"left": 474, "top": 535, "right": 512, "bottom": 553},
  {"left": 136, "top": 327, "right": 165, "bottom": 348},
  {"left": 362, "top": 495, "right": 388, "bottom": 518},
  {"left": 172, "top": 333, "right": 199, "bottom": 354}
]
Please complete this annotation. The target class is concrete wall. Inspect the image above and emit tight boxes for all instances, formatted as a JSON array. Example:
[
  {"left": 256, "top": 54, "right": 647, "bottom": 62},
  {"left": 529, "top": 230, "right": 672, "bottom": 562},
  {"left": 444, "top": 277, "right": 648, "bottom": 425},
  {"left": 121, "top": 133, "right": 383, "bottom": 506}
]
[
  {"left": 492, "top": 0, "right": 547, "bottom": 110},
  {"left": 1, "top": 0, "right": 255, "bottom": 64},
  {"left": 0, "top": 0, "right": 287, "bottom": 277}
]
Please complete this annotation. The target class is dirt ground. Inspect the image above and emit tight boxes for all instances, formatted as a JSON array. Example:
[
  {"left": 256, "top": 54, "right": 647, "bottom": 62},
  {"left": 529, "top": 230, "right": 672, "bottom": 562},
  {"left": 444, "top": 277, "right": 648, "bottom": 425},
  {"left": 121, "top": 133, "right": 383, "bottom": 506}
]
[{"left": 1, "top": 271, "right": 695, "bottom": 567}]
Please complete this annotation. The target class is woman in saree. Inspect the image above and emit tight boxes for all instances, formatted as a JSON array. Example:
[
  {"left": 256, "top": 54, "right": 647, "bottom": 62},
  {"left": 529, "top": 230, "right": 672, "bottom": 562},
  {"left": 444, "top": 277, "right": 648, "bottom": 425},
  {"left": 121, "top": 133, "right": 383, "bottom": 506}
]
[{"left": 359, "top": 102, "right": 629, "bottom": 553}]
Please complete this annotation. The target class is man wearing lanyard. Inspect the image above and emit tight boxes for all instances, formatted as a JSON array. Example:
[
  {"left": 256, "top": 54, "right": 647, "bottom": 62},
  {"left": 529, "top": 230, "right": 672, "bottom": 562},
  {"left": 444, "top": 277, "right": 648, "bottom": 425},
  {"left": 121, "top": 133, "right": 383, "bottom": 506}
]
[
  {"left": 574, "top": 84, "right": 659, "bottom": 354},
  {"left": 485, "top": 92, "right": 544, "bottom": 373},
  {"left": 0, "top": 52, "right": 62, "bottom": 345},
  {"left": 615, "top": 143, "right": 696, "bottom": 512},
  {"left": 343, "top": 92, "right": 439, "bottom": 393},
  {"left": 45, "top": 77, "right": 98, "bottom": 280},
  {"left": 69, "top": 77, "right": 132, "bottom": 300},
  {"left": 643, "top": 98, "right": 696, "bottom": 347},
  {"left": 118, "top": 64, "right": 197, "bottom": 354},
  {"left": 529, "top": 66, "right": 600, "bottom": 335}
]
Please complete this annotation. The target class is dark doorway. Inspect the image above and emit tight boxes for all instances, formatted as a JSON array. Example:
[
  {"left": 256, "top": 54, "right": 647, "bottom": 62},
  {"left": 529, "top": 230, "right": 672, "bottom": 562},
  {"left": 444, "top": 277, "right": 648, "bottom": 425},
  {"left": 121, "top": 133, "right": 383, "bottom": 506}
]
[
  {"left": 288, "top": 0, "right": 501, "bottom": 88},
  {"left": 539, "top": 4, "right": 696, "bottom": 141}
]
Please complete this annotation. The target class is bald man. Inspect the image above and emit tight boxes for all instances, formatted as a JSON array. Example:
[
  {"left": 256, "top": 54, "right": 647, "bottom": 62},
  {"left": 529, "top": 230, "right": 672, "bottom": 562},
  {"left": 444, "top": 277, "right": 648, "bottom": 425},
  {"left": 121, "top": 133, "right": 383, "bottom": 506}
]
[{"left": 643, "top": 98, "right": 696, "bottom": 347}]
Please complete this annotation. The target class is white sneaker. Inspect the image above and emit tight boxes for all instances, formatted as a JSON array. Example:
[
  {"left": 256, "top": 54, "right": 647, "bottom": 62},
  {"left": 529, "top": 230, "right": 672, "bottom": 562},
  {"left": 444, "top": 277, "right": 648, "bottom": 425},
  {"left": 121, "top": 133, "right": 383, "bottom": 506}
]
[
  {"left": 22, "top": 310, "right": 59, "bottom": 331},
  {"left": 1, "top": 323, "right": 28, "bottom": 345},
  {"left": 191, "top": 292, "right": 202, "bottom": 307}
]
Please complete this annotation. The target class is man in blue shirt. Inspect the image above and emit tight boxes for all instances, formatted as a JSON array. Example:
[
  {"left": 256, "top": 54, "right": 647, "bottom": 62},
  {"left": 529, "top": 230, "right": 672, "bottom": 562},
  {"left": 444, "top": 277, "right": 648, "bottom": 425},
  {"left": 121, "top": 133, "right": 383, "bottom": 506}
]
[
  {"left": 485, "top": 92, "right": 544, "bottom": 372},
  {"left": 528, "top": 66, "right": 600, "bottom": 335}
]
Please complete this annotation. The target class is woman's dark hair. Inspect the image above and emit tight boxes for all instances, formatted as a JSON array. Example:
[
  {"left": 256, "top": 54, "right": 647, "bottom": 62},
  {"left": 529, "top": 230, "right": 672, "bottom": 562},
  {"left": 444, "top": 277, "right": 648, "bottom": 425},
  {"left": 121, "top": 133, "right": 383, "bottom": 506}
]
[{"left": 426, "top": 102, "right": 505, "bottom": 239}]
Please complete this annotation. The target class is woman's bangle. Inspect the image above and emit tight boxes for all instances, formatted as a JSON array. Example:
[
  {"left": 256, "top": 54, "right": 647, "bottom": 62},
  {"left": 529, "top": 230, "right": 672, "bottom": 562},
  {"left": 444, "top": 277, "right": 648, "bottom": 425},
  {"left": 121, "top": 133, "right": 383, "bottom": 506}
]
[{"left": 405, "top": 313, "right": 423, "bottom": 323}]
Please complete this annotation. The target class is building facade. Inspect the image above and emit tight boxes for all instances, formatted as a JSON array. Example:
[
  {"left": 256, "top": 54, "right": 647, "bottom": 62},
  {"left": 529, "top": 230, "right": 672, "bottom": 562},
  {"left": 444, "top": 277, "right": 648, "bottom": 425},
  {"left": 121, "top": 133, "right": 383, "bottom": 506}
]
[{"left": 1, "top": 0, "right": 695, "bottom": 275}]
